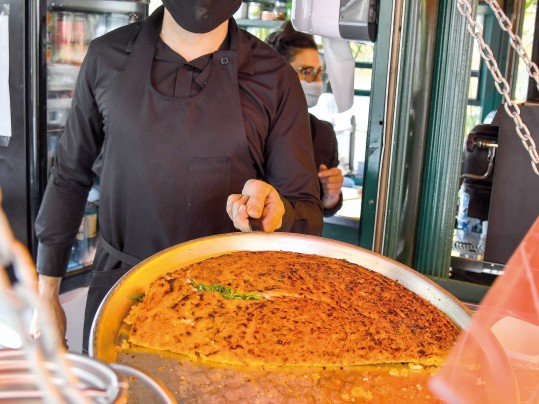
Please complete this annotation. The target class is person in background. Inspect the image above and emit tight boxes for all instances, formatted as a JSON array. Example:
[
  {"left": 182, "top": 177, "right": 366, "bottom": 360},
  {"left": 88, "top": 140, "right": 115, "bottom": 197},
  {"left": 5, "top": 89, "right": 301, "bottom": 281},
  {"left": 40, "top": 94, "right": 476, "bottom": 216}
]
[
  {"left": 266, "top": 21, "right": 344, "bottom": 217},
  {"left": 30, "top": 1, "right": 323, "bottom": 351}
]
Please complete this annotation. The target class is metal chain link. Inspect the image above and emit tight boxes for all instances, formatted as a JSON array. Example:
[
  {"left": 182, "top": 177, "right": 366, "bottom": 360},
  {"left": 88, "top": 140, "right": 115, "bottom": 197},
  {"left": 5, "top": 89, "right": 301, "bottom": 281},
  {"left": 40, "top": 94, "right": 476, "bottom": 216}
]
[
  {"left": 456, "top": 0, "right": 539, "bottom": 175},
  {"left": 484, "top": 0, "right": 539, "bottom": 91}
]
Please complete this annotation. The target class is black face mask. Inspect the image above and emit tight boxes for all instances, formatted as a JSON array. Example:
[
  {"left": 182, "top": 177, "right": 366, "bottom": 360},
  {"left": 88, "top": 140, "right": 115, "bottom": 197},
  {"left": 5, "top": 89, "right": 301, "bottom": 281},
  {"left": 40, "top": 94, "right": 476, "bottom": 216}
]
[{"left": 162, "top": 0, "right": 242, "bottom": 33}]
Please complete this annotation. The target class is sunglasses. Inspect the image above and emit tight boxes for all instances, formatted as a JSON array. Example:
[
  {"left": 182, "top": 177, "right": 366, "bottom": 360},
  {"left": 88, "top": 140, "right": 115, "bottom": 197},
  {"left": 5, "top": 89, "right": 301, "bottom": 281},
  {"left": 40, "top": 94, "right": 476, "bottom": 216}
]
[{"left": 294, "top": 66, "right": 328, "bottom": 83}]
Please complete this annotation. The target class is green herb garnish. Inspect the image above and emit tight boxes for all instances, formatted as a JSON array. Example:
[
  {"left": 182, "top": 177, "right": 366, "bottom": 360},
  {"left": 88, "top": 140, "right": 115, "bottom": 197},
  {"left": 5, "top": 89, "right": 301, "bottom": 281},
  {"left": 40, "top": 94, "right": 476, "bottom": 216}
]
[
  {"left": 128, "top": 293, "right": 145, "bottom": 302},
  {"left": 189, "top": 279, "right": 264, "bottom": 301}
]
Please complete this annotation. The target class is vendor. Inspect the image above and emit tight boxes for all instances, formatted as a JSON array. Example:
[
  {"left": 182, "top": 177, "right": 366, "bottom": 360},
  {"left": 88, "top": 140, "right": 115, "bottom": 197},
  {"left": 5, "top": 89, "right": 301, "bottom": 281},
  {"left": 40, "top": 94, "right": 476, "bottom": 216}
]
[{"left": 31, "top": 0, "right": 323, "bottom": 352}]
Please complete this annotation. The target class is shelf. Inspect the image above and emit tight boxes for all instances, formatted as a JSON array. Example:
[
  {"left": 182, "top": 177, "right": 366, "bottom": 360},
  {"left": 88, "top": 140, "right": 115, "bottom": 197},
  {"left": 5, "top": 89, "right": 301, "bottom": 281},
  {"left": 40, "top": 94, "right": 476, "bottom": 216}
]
[
  {"left": 236, "top": 19, "right": 286, "bottom": 29},
  {"left": 428, "top": 276, "right": 489, "bottom": 305},
  {"left": 450, "top": 255, "right": 504, "bottom": 276},
  {"left": 48, "top": 0, "right": 147, "bottom": 14},
  {"left": 47, "top": 124, "right": 68, "bottom": 133},
  {"left": 450, "top": 228, "right": 504, "bottom": 276}
]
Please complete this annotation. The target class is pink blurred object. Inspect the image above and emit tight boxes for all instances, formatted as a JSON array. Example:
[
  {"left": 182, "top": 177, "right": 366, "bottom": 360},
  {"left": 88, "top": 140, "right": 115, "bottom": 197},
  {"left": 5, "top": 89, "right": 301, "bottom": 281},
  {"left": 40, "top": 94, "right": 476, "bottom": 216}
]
[{"left": 430, "top": 216, "right": 539, "bottom": 403}]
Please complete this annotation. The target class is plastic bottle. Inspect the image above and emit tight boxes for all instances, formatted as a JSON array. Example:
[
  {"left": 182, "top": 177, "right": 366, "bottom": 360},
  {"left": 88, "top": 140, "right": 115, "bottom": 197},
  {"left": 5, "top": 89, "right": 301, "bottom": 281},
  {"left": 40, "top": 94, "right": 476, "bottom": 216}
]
[
  {"left": 46, "top": 12, "right": 52, "bottom": 63},
  {"left": 456, "top": 183, "right": 469, "bottom": 231},
  {"left": 273, "top": 1, "right": 287, "bottom": 20},
  {"left": 54, "top": 11, "right": 73, "bottom": 64},
  {"left": 71, "top": 13, "right": 85, "bottom": 65},
  {"left": 286, "top": 1, "right": 292, "bottom": 20},
  {"left": 248, "top": 2, "right": 263, "bottom": 20}
]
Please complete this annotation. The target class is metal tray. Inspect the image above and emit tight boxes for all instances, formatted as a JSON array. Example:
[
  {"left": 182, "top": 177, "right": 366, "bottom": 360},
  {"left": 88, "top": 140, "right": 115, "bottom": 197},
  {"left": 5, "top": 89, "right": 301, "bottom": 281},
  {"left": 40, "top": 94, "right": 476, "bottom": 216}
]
[{"left": 90, "top": 232, "right": 472, "bottom": 362}]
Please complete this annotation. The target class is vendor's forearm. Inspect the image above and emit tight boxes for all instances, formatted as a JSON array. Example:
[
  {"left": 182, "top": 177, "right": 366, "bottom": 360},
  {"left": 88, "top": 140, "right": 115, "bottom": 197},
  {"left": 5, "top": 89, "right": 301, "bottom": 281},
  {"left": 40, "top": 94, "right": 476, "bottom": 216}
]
[{"left": 37, "top": 274, "right": 62, "bottom": 297}]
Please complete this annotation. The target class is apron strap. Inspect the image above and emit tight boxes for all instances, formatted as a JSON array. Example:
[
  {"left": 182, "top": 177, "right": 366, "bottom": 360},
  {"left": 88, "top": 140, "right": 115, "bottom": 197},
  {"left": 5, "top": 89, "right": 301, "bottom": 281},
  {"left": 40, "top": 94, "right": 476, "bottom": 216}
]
[{"left": 98, "top": 234, "right": 142, "bottom": 267}]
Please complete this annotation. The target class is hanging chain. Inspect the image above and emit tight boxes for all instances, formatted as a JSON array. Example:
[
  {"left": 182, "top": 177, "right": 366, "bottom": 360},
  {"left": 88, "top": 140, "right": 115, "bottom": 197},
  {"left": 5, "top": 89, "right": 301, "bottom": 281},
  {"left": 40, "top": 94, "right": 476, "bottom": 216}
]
[
  {"left": 484, "top": 0, "right": 539, "bottom": 91},
  {"left": 456, "top": 0, "right": 539, "bottom": 175}
]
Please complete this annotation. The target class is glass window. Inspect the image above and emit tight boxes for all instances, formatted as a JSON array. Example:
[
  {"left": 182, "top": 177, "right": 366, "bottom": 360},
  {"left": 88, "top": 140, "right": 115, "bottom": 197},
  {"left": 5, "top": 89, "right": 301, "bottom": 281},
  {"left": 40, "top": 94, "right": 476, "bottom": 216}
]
[
  {"left": 513, "top": 0, "right": 537, "bottom": 102},
  {"left": 470, "top": 15, "right": 484, "bottom": 71},
  {"left": 310, "top": 42, "right": 373, "bottom": 183},
  {"left": 468, "top": 76, "right": 480, "bottom": 100},
  {"left": 354, "top": 67, "right": 373, "bottom": 92},
  {"left": 350, "top": 43, "right": 374, "bottom": 64},
  {"left": 465, "top": 105, "right": 483, "bottom": 137},
  {"left": 464, "top": 9, "right": 486, "bottom": 131}
]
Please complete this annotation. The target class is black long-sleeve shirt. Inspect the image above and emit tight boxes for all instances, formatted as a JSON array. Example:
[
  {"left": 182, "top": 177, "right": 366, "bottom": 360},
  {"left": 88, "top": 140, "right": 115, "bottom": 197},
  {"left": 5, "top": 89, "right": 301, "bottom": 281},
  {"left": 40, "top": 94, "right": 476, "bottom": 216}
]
[{"left": 36, "top": 11, "right": 323, "bottom": 277}]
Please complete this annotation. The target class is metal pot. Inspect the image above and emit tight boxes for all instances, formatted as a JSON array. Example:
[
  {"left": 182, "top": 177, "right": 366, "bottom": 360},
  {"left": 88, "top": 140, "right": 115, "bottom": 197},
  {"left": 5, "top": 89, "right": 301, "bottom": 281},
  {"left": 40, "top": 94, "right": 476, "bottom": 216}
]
[{"left": 0, "top": 349, "right": 128, "bottom": 403}]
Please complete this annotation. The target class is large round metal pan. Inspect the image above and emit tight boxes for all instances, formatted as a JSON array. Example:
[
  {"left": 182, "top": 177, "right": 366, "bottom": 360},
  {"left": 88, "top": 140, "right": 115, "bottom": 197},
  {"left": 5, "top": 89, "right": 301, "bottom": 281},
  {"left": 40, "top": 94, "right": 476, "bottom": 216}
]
[{"left": 90, "top": 232, "right": 472, "bottom": 362}]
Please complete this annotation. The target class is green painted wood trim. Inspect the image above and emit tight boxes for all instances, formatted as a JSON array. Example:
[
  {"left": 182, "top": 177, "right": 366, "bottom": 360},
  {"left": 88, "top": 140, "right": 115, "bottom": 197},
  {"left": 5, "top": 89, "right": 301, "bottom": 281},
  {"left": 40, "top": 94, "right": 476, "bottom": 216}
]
[
  {"left": 322, "top": 222, "right": 360, "bottom": 246},
  {"left": 383, "top": 1, "right": 440, "bottom": 266},
  {"left": 414, "top": 0, "right": 474, "bottom": 277},
  {"left": 429, "top": 276, "right": 489, "bottom": 304},
  {"left": 354, "top": 89, "right": 371, "bottom": 97},
  {"left": 355, "top": 62, "right": 373, "bottom": 69},
  {"left": 480, "top": 9, "right": 507, "bottom": 121},
  {"left": 358, "top": 0, "right": 395, "bottom": 250}
]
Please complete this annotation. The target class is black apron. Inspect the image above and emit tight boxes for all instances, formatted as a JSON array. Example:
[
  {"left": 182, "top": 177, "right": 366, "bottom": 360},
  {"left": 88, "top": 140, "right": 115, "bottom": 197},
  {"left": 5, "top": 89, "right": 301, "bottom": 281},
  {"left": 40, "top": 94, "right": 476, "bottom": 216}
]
[{"left": 82, "top": 15, "right": 257, "bottom": 352}]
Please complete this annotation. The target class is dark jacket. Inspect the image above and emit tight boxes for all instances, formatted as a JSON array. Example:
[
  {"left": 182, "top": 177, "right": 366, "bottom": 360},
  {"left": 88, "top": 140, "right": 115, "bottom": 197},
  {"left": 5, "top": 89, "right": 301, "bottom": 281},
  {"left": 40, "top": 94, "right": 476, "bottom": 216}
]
[{"left": 310, "top": 113, "right": 343, "bottom": 217}]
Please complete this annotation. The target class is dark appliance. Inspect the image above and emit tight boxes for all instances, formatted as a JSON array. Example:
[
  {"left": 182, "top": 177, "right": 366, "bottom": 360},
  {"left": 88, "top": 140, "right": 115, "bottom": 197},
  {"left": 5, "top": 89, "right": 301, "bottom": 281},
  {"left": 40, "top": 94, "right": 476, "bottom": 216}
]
[
  {"left": 484, "top": 0, "right": 539, "bottom": 264},
  {"left": 451, "top": 124, "right": 501, "bottom": 283},
  {"left": 460, "top": 124, "right": 499, "bottom": 221},
  {"left": 451, "top": 105, "right": 539, "bottom": 284},
  {"left": 485, "top": 103, "right": 539, "bottom": 265}
]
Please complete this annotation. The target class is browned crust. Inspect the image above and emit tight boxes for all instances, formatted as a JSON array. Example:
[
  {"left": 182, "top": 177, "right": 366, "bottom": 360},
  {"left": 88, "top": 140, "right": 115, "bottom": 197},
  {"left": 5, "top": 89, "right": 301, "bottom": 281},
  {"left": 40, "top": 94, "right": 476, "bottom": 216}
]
[{"left": 125, "top": 251, "right": 460, "bottom": 367}]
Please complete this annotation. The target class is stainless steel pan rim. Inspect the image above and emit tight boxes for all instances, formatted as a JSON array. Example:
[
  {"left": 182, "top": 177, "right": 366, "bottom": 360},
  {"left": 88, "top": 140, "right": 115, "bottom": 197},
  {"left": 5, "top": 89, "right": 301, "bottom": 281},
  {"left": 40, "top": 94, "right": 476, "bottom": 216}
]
[
  {"left": 90, "top": 232, "right": 472, "bottom": 362},
  {"left": 0, "top": 349, "right": 127, "bottom": 402}
]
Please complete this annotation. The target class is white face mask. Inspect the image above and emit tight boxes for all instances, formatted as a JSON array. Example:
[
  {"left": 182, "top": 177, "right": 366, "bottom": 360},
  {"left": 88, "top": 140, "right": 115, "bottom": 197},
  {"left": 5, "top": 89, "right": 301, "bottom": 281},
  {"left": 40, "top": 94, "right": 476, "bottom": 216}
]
[{"left": 300, "top": 80, "right": 323, "bottom": 108}]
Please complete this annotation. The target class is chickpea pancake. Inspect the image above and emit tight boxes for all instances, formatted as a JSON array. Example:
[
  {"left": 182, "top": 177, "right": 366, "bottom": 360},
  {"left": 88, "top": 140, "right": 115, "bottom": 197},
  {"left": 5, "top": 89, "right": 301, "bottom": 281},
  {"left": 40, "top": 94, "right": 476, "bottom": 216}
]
[{"left": 122, "top": 251, "right": 460, "bottom": 368}]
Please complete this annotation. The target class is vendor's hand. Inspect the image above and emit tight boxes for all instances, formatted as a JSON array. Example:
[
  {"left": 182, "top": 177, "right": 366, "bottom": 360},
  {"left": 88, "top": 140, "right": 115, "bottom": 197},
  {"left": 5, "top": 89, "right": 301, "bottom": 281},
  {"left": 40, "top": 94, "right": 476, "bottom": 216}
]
[
  {"left": 1, "top": 190, "right": 67, "bottom": 349},
  {"left": 226, "top": 179, "right": 285, "bottom": 232},
  {"left": 318, "top": 164, "right": 344, "bottom": 210},
  {"left": 30, "top": 275, "right": 67, "bottom": 348}
]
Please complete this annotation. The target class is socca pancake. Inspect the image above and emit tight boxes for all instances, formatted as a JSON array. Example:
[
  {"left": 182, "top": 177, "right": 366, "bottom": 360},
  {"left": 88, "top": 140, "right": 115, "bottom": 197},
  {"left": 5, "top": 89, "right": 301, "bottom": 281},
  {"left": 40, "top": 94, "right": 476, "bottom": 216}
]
[{"left": 123, "top": 251, "right": 460, "bottom": 367}]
